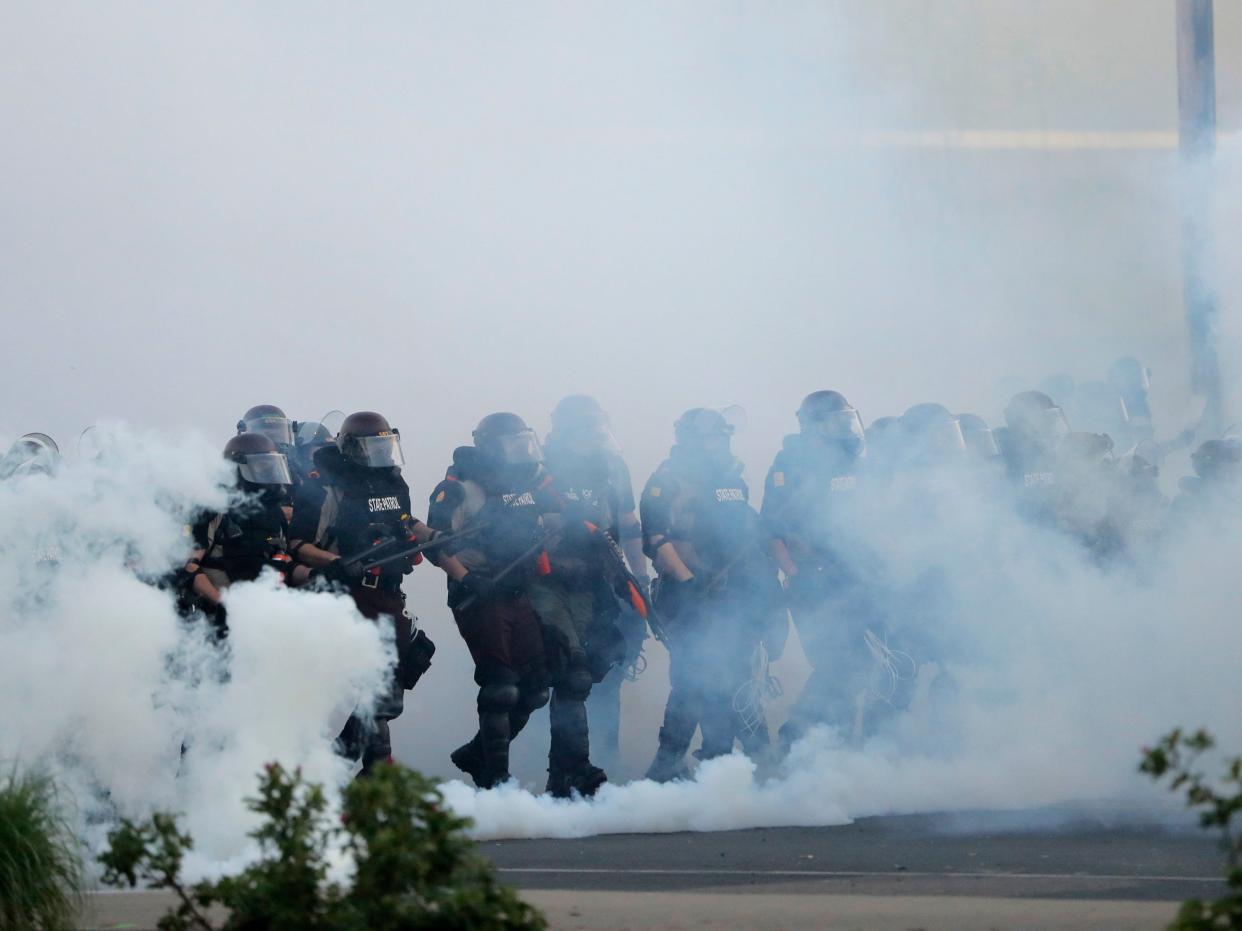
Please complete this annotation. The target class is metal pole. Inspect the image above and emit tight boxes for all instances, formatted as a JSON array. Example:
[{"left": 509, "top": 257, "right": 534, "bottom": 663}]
[{"left": 1176, "top": 0, "right": 1223, "bottom": 433}]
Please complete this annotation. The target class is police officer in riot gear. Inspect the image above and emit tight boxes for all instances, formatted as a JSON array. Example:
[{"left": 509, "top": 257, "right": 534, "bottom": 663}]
[
  {"left": 0, "top": 433, "right": 61, "bottom": 480},
  {"left": 995, "top": 390, "right": 1071, "bottom": 519},
  {"left": 285, "top": 420, "right": 333, "bottom": 559},
  {"left": 764, "top": 391, "right": 878, "bottom": 747},
  {"left": 287, "top": 411, "right": 437, "bottom": 776},
  {"left": 546, "top": 395, "right": 649, "bottom": 776},
  {"left": 427, "top": 413, "right": 552, "bottom": 790},
  {"left": 897, "top": 403, "right": 968, "bottom": 468},
  {"left": 641, "top": 407, "right": 785, "bottom": 782},
  {"left": 526, "top": 397, "right": 637, "bottom": 798},
  {"left": 184, "top": 433, "right": 296, "bottom": 638}
]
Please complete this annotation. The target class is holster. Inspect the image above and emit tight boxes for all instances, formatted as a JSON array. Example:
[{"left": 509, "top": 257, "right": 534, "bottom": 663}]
[
  {"left": 398, "top": 629, "right": 436, "bottom": 690},
  {"left": 582, "top": 617, "right": 627, "bottom": 683}
]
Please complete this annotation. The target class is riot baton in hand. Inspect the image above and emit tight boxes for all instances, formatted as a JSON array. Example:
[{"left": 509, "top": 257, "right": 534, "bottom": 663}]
[
  {"left": 585, "top": 522, "right": 670, "bottom": 646},
  {"left": 355, "top": 522, "right": 488, "bottom": 573},
  {"left": 452, "top": 528, "right": 561, "bottom": 613}
]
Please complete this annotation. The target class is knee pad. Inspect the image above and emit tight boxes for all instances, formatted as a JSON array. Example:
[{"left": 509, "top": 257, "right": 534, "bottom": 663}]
[
  {"left": 556, "top": 654, "right": 594, "bottom": 701},
  {"left": 478, "top": 677, "right": 521, "bottom": 714},
  {"left": 365, "top": 720, "right": 393, "bottom": 762},
  {"left": 520, "top": 687, "right": 550, "bottom": 713}
]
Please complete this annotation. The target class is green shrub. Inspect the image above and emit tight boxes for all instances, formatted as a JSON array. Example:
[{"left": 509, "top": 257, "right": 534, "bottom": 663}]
[
  {"left": 0, "top": 767, "right": 85, "bottom": 931},
  {"left": 1141, "top": 728, "right": 1242, "bottom": 930},
  {"left": 100, "top": 761, "right": 546, "bottom": 931}
]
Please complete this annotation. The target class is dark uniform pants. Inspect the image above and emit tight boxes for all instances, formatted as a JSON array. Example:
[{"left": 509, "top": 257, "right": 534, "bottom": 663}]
[
  {"left": 781, "top": 570, "right": 883, "bottom": 746},
  {"left": 453, "top": 591, "right": 549, "bottom": 784},
  {"left": 336, "top": 583, "right": 410, "bottom": 775},
  {"left": 526, "top": 577, "right": 598, "bottom": 777},
  {"left": 649, "top": 590, "right": 761, "bottom": 776}
]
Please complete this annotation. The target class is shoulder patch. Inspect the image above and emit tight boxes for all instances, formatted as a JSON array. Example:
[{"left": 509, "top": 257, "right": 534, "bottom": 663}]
[
  {"left": 772, "top": 472, "right": 785, "bottom": 487},
  {"left": 648, "top": 486, "right": 661, "bottom": 498},
  {"left": 435, "top": 489, "right": 447, "bottom": 503}
]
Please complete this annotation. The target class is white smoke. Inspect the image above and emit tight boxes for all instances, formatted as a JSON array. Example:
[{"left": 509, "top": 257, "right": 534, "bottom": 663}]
[
  {"left": 0, "top": 426, "right": 391, "bottom": 866},
  {"left": 444, "top": 464, "right": 1242, "bottom": 840}
]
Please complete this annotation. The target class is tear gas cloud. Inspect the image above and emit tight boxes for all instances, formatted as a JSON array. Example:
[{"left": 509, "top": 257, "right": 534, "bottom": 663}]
[
  {"left": 1, "top": 0, "right": 1241, "bottom": 851},
  {"left": 0, "top": 428, "right": 391, "bottom": 866}
]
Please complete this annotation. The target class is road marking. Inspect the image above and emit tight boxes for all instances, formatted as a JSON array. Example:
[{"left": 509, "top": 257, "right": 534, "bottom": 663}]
[{"left": 497, "top": 867, "right": 1225, "bottom": 883}]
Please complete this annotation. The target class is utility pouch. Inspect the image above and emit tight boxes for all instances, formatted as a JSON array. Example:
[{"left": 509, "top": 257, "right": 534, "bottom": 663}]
[
  {"left": 398, "top": 629, "right": 436, "bottom": 690},
  {"left": 583, "top": 618, "right": 627, "bottom": 683}
]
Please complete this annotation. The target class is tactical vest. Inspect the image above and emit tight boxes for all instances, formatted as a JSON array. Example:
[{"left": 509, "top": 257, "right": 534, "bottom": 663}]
[
  {"left": 320, "top": 465, "right": 412, "bottom": 580},
  {"left": 474, "top": 479, "right": 546, "bottom": 572},
  {"left": 664, "top": 461, "right": 758, "bottom": 574},
  {"left": 773, "top": 449, "right": 859, "bottom": 564},
  {"left": 200, "top": 503, "right": 288, "bottom": 589},
  {"left": 542, "top": 455, "right": 619, "bottom": 576}
]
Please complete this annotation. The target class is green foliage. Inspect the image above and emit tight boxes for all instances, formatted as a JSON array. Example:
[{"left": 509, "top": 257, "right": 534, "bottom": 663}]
[
  {"left": 1141, "top": 728, "right": 1242, "bottom": 930},
  {"left": 0, "top": 767, "right": 84, "bottom": 931},
  {"left": 100, "top": 761, "right": 546, "bottom": 931}
]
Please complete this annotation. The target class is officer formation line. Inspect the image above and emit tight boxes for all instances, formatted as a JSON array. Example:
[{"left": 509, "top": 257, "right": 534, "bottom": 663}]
[{"left": 2, "top": 360, "right": 1236, "bottom": 798}]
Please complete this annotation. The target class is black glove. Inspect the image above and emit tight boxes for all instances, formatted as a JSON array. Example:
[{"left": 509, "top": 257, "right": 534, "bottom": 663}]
[
  {"left": 562, "top": 519, "right": 597, "bottom": 548},
  {"left": 656, "top": 575, "right": 702, "bottom": 619},
  {"left": 448, "top": 571, "right": 496, "bottom": 609},
  {"left": 317, "top": 558, "right": 362, "bottom": 589}
]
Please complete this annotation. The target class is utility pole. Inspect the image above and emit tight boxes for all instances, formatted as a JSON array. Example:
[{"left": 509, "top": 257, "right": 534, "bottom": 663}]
[{"left": 1176, "top": 0, "right": 1223, "bottom": 433}]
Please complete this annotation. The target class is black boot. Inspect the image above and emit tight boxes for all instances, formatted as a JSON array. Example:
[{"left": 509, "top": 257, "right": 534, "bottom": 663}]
[
  {"left": 452, "top": 712, "right": 513, "bottom": 789},
  {"left": 645, "top": 688, "right": 697, "bottom": 782},
  {"left": 546, "top": 761, "right": 608, "bottom": 799}
]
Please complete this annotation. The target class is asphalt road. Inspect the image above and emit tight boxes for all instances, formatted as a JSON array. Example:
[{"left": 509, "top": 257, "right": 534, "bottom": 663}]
[
  {"left": 481, "top": 810, "right": 1227, "bottom": 902},
  {"left": 80, "top": 810, "right": 1227, "bottom": 930}
]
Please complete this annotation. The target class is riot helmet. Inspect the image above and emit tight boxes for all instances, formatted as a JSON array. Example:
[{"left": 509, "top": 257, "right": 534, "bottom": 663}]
[
  {"left": 548, "top": 395, "right": 620, "bottom": 458},
  {"left": 473, "top": 412, "right": 544, "bottom": 471},
  {"left": 1074, "top": 381, "right": 1130, "bottom": 439},
  {"left": 1004, "top": 391, "right": 1071, "bottom": 448},
  {"left": 1107, "top": 356, "right": 1153, "bottom": 438},
  {"left": 900, "top": 403, "right": 966, "bottom": 459},
  {"left": 957, "top": 413, "right": 1000, "bottom": 460},
  {"left": 337, "top": 411, "right": 404, "bottom": 468},
  {"left": 1191, "top": 437, "right": 1242, "bottom": 481},
  {"left": 237, "top": 404, "right": 295, "bottom": 450},
  {"left": 0, "top": 433, "right": 61, "bottom": 480},
  {"left": 796, "top": 391, "right": 864, "bottom": 455},
  {"left": 864, "top": 416, "right": 901, "bottom": 469},
  {"left": 291, "top": 420, "right": 333, "bottom": 477},
  {"left": 223, "top": 433, "right": 292, "bottom": 486},
  {"left": 674, "top": 407, "right": 733, "bottom": 447}
]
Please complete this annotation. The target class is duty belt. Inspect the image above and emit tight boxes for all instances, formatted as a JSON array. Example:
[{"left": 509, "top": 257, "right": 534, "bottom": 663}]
[{"left": 360, "top": 573, "right": 404, "bottom": 593}]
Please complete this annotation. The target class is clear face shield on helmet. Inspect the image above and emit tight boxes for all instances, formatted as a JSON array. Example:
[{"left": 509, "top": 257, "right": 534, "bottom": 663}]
[
  {"left": 962, "top": 424, "right": 1000, "bottom": 459},
  {"left": 493, "top": 430, "right": 544, "bottom": 466},
  {"left": 1027, "top": 406, "right": 1072, "bottom": 445},
  {"left": 237, "top": 452, "right": 293, "bottom": 486},
  {"left": 561, "top": 411, "right": 621, "bottom": 458},
  {"left": 927, "top": 418, "right": 967, "bottom": 455},
  {"left": 1, "top": 433, "right": 60, "bottom": 479},
  {"left": 343, "top": 432, "right": 406, "bottom": 468},
  {"left": 794, "top": 407, "right": 864, "bottom": 451},
  {"left": 242, "top": 415, "right": 295, "bottom": 449}
]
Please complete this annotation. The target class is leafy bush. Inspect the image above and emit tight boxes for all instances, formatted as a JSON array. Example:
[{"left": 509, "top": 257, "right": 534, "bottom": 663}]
[
  {"left": 100, "top": 761, "right": 546, "bottom": 931},
  {"left": 1141, "top": 728, "right": 1242, "bottom": 930},
  {"left": 0, "top": 767, "right": 85, "bottom": 931}
]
